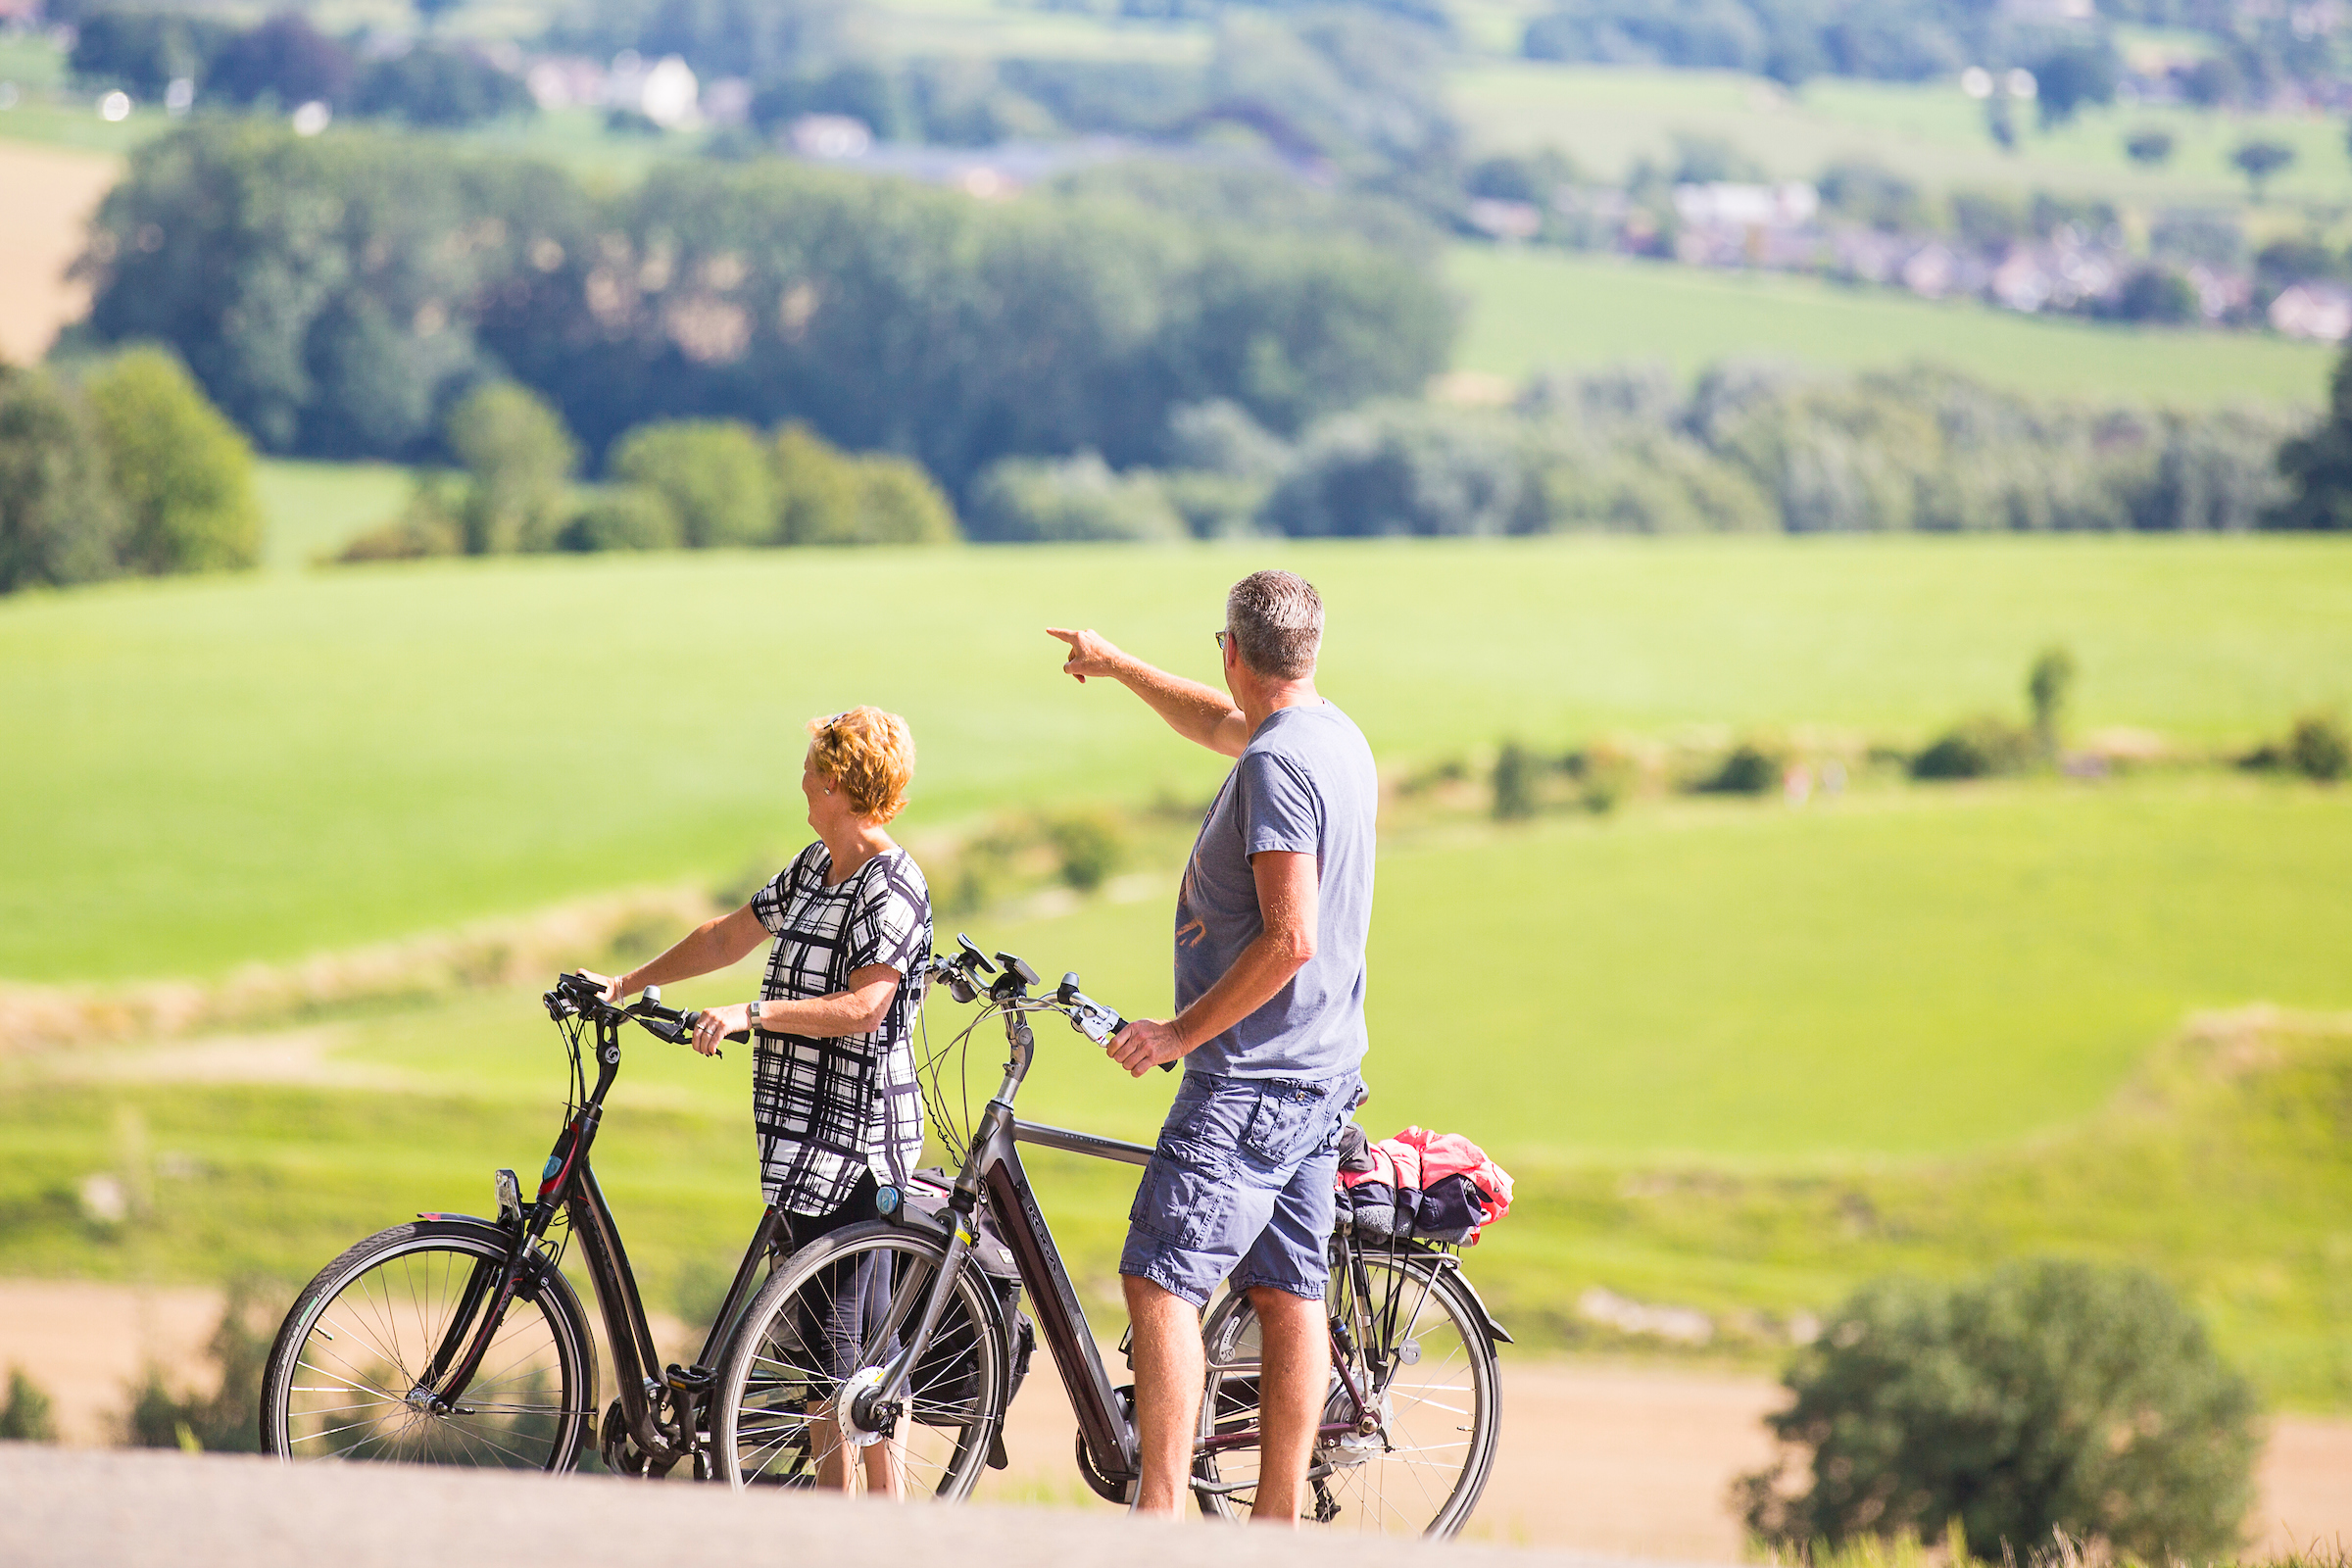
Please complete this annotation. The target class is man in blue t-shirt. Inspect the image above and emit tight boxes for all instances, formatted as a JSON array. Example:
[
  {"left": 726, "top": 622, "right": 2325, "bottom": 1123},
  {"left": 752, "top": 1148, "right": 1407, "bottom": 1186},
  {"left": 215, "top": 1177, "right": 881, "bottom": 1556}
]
[{"left": 1048, "top": 568, "right": 1376, "bottom": 1524}]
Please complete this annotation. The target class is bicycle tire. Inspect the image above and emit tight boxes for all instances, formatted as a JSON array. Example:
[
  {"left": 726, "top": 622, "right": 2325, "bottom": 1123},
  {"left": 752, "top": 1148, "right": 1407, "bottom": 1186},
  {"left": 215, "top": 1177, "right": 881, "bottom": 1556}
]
[
  {"left": 260, "top": 1218, "right": 594, "bottom": 1470},
  {"left": 711, "top": 1222, "right": 1005, "bottom": 1497},
  {"left": 1195, "top": 1248, "right": 1500, "bottom": 1536}
]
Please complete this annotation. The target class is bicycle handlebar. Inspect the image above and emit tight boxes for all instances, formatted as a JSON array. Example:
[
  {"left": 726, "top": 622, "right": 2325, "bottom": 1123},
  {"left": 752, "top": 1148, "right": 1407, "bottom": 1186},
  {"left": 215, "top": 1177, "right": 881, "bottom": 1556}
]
[
  {"left": 545, "top": 973, "right": 736, "bottom": 1056},
  {"left": 924, "top": 935, "right": 1171, "bottom": 1070}
]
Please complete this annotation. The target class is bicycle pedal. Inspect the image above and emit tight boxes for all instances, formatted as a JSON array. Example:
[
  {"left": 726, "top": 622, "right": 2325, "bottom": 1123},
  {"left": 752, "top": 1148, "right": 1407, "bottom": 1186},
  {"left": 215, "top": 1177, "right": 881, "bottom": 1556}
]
[{"left": 665, "top": 1362, "right": 715, "bottom": 1395}]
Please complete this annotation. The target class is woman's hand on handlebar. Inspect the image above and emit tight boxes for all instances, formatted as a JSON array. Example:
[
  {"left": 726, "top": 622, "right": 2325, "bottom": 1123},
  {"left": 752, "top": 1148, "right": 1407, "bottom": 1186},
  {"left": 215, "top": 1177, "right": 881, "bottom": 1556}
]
[
  {"left": 690, "top": 1002, "right": 748, "bottom": 1057},
  {"left": 578, "top": 968, "right": 633, "bottom": 1005}
]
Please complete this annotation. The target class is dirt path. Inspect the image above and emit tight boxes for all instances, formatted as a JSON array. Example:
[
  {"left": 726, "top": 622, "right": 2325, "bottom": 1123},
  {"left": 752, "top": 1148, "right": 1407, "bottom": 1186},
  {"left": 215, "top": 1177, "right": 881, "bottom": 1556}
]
[
  {"left": 5, "top": 1280, "right": 2343, "bottom": 1556},
  {"left": 0, "top": 141, "right": 118, "bottom": 366}
]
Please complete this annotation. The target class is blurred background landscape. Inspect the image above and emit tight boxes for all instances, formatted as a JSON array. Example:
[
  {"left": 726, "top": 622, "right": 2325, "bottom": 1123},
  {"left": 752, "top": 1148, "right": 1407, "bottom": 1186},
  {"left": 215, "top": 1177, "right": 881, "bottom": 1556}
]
[{"left": 1, "top": 0, "right": 2350, "bottom": 1549}]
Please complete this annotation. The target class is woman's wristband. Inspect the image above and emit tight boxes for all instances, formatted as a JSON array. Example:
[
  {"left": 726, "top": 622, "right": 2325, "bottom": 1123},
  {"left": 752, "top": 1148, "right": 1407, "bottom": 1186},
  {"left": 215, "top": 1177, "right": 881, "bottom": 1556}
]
[{"left": 748, "top": 999, "right": 763, "bottom": 1029}]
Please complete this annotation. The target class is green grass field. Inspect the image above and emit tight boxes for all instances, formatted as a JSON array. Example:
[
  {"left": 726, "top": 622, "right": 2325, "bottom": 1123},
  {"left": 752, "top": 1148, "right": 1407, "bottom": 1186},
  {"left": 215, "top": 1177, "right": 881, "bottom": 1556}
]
[
  {"left": 1447, "top": 246, "right": 2339, "bottom": 402},
  {"left": 1449, "top": 59, "right": 2352, "bottom": 212},
  {"left": 252, "top": 460, "right": 410, "bottom": 570},
  {"left": 7, "top": 538, "right": 2352, "bottom": 984}
]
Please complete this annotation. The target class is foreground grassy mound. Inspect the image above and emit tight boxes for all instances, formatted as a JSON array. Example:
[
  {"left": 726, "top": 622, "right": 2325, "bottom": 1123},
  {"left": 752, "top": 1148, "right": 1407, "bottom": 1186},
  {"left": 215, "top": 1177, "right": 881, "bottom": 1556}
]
[
  {"left": 4, "top": 775, "right": 2348, "bottom": 1405},
  {"left": 6, "top": 536, "right": 2350, "bottom": 983}
]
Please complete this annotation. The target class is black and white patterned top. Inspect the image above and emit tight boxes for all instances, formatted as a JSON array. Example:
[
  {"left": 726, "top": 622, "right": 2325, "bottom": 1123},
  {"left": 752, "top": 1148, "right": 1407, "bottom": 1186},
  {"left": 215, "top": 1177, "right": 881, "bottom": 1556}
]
[{"left": 749, "top": 842, "right": 931, "bottom": 1217}]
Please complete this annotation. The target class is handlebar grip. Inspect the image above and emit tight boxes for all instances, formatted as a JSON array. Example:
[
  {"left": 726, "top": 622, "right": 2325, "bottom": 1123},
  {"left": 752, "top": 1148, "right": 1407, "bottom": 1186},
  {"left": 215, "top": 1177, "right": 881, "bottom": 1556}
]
[{"left": 678, "top": 1009, "right": 746, "bottom": 1052}]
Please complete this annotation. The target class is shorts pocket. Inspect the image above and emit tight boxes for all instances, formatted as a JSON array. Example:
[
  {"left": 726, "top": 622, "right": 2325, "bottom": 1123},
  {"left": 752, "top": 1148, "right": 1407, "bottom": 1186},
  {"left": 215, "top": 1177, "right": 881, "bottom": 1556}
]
[
  {"left": 1128, "top": 1138, "right": 1236, "bottom": 1250},
  {"left": 1240, "top": 1079, "right": 1335, "bottom": 1167}
]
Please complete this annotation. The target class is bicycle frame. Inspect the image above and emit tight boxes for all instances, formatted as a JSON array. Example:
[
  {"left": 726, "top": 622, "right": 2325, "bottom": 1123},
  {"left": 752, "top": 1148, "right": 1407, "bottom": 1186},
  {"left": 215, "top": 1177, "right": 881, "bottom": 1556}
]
[
  {"left": 872, "top": 992, "right": 1384, "bottom": 1494},
  {"left": 423, "top": 1002, "right": 784, "bottom": 1476}
]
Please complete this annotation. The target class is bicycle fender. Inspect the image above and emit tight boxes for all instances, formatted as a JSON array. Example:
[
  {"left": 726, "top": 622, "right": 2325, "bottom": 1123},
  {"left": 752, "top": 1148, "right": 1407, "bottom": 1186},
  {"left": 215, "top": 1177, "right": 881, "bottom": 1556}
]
[
  {"left": 1423, "top": 1252, "right": 1514, "bottom": 1346},
  {"left": 410, "top": 1213, "right": 559, "bottom": 1302}
]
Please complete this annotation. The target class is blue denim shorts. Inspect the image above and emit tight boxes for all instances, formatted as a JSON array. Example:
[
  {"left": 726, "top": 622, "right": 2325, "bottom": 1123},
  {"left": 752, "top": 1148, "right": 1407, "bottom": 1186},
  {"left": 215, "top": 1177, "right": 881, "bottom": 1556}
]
[{"left": 1119, "top": 1069, "right": 1360, "bottom": 1309}]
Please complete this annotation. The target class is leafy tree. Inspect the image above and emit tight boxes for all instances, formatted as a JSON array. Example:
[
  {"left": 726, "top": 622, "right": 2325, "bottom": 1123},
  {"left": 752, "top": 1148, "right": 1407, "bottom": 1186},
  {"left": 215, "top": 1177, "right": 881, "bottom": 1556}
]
[
  {"left": 0, "top": 1367, "right": 58, "bottom": 1442},
  {"left": 447, "top": 381, "right": 577, "bottom": 554},
  {"left": 0, "top": 368, "right": 124, "bottom": 594},
  {"left": 1491, "top": 740, "right": 1536, "bottom": 819},
  {"left": 70, "top": 10, "right": 233, "bottom": 97},
  {"left": 2111, "top": 266, "right": 2200, "bottom": 324},
  {"left": 2125, "top": 126, "right": 2174, "bottom": 165},
  {"left": 2028, "top": 645, "right": 2076, "bottom": 757},
  {"left": 205, "top": 13, "right": 354, "bottom": 108},
  {"left": 609, "top": 418, "right": 772, "bottom": 548},
  {"left": 353, "top": 46, "right": 534, "bottom": 127},
  {"left": 2031, "top": 39, "right": 2119, "bottom": 128},
  {"left": 1740, "top": 1259, "right": 2259, "bottom": 1561},
  {"left": 2268, "top": 350, "right": 2352, "bottom": 530},
  {"left": 2231, "top": 138, "right": 2295, "bottom": 202},
  {"left": 83, "top": 346, "right": 264, "bottom": 574}
]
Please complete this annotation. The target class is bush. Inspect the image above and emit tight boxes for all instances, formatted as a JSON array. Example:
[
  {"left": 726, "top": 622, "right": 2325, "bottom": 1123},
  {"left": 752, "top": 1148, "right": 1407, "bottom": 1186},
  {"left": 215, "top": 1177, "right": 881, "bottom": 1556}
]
[
  {"left": 1911, "top": 715, "right": 2035, "bottom": 780},
  {"left": 610, "top": 419, "right": 771, "bottom": 549},
  {"left": 83, "top": 346, "right": 264, "bottom": 575},
  {"left": 124, "top": 1281, "right": 279, "bottom": 1453},
  {"left": 848, "top": 457, "right": 959, "bottom": 545},
  {"left": 555, "top": 486, "right": 679, "bottom": 553},
  {"left": 2287, "top": 712, "right": 2351, "bottom": 782},
  {"left": 1045, "top": 809, "right": 1125, "bottom": 892},
  {"left": 339, "top": 472, "right": 464, "bottom": 562},
  {"left": 0, "top": 368, "right": 125, "bottom": 594},
  {"left": 1702, "top": 740, "right": 1784, "bottom": 795},
  {"left": 448, "top": 381, "right": 577, "bottom": 554},
  {"left": 1739, "top": 1259, "right": 2260, "bottom": 1561},
  {"left": 772, "top": 424, "right": 959, "bottom": 546},
  {"left": 966, "top": 454, "right": 1185, "bottom": 543},
  {"left": 1263, "top": 404, "right": 1537, "bottom": 537},
  {"left": 0, "top": 1366, "right": 59, "bottom": 1442}
]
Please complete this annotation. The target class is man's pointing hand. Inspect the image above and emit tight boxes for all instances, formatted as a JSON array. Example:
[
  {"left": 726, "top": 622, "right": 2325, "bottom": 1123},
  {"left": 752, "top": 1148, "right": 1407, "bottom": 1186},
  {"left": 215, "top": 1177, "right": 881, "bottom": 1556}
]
[{"left": 1046, "top": 626, "right": 1129, "bottom": 685}]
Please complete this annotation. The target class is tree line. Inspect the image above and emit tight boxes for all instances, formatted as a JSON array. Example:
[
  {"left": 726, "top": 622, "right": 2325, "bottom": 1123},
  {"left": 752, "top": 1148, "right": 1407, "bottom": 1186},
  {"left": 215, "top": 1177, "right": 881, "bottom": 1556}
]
[
  {"left": 69, "top": 9, "right": 529, "bottom": 128},
  {"left": 959, "top": 362, "right": 2322, "bottom": 541},
  {"left": 76, "top": 122, "right": 1454, "bottom": 494}
]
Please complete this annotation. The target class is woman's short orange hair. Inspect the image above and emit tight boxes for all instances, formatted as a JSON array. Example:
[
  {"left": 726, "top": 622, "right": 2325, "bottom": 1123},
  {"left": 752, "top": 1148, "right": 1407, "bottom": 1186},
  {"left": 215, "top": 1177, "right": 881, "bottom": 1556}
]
[{"left": 808, "top": 707, "right": 916, "bottom": 823}]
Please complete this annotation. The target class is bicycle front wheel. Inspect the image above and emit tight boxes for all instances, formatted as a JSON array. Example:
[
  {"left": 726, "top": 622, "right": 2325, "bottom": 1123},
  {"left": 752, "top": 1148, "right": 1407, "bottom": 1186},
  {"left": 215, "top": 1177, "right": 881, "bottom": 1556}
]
[
  {"left": 1197, "top": 1246, "right": 1500, "bottom": 1536},
  {"left": 711, "top": 1222, "right": 1004, "bottom": 1497},
  {"left": 260, "top": 1219, "right": 594, "bottom": 1469}
]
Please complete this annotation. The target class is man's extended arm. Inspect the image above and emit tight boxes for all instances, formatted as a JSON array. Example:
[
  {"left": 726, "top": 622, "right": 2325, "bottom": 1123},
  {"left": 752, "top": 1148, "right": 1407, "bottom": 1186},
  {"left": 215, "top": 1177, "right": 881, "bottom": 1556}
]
[
  {"left": 1047, "top": 626, "right": 1250, "bottom": 759},
  {"left": 1107, "top": 850, "right": 1317, "bottom": 1076}
]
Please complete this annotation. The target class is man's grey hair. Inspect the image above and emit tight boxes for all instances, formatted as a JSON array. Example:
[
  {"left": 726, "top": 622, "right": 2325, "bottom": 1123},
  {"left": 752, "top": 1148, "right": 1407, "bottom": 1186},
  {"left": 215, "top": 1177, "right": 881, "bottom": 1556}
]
[{"left": 1225, "top": 570, "right": 1323, "bottom": 680}]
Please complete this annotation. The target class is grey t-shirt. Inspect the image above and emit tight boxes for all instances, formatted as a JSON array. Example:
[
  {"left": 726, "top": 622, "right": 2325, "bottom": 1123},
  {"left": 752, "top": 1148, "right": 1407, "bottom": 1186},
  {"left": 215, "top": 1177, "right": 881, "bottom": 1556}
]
[{"left": 1174, "top": 700, "right": 1378, "bottom": 1080}]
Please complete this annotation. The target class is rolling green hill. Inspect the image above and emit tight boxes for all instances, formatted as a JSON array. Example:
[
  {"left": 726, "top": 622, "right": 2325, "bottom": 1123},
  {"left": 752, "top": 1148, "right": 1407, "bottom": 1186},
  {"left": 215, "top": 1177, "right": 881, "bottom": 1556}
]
[
  {"left": 1447, "top": 246, "right": 2337, "bottom": 402},
  {"left": 7, "top": 538, "right": 2352, "bottom": 984}
]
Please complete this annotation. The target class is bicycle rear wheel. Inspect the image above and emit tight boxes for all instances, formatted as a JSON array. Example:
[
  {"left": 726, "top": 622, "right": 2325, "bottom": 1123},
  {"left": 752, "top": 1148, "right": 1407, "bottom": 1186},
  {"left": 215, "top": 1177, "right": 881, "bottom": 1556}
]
[
  {"left": 711, "top": 1223, "right": 1004, "bottom": 1497},
  {"left": 1196, "top": 1246, "right": 1500, "bottom": 1536},
  {"left": 260, "top": 1219, "right": 593, "bottom": 1469}
]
